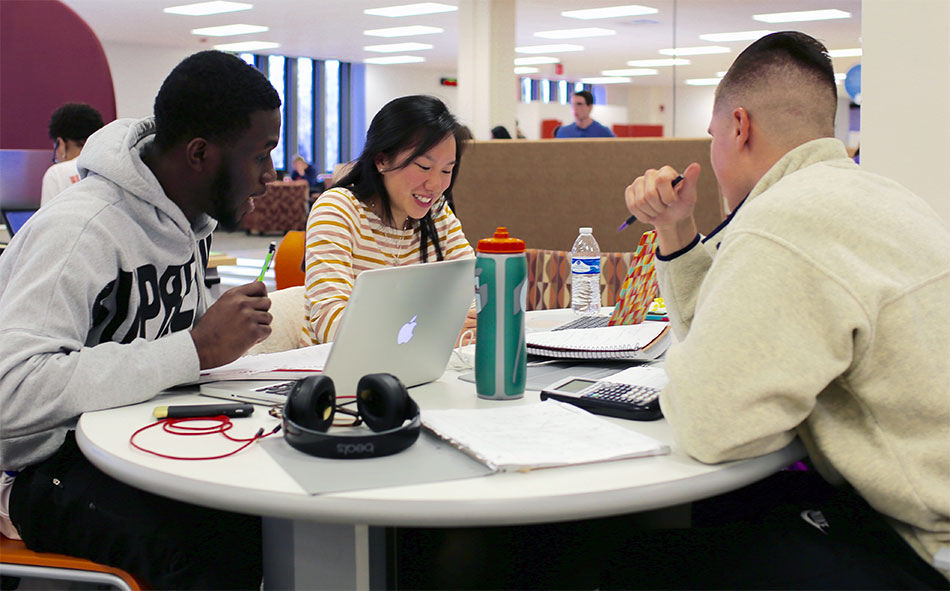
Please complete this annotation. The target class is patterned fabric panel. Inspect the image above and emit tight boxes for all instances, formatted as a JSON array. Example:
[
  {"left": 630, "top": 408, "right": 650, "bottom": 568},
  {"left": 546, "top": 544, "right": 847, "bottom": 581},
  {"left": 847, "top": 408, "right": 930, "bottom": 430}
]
[
  {"left": 241, "top": 180, "right": 309, "bottom": 233},
  {"left": 525, "top": 249, "right": 643, "bottom": 311}
]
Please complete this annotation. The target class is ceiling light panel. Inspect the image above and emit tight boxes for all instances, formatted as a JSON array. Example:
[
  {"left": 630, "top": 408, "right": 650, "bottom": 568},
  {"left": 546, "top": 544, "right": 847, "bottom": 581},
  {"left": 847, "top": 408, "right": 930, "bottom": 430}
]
[
  {"left": 626, "top": 58, "right": 690, "bottom": 67},
  {"left": 191, "top": 24, "right": 268, "bottom": 36},
  {"left": 580, "top": 76, "right": 632, "bottom": 84},
  {"left": 514, "top": 56, "right": 560, "bottom": 65},
  {"left": 164, "top": 1, "right": 252, "bottom": 16},
  {"left": 699, "top": 30, "right": 772, "bottom": 42},
  {"left": 363, "top": 42, "right": 433, "bottom": 52},
  {"left": 534, "top": 28, "right": 616, "bottom": 40},
  {"left": 659, "top": 46, "right": 730, "bottom": 56},
  {"left": 364, "top": 3, "right": 457, "bottom": 17},
  {"left": 213, "top": 40, "right": 279, "bottom": 51},
  {"left": 562, "top": 5, "right": 658, "bottom": 20},
  {"left": 514, "top": 66, "right": 539, "bottom": 74},
  {"left": 515, "top": 44, "right": 584, "bottom": 54},
  {"left": 686, "top": 78, "right": 722, "bottom": 86},
  {"left": 363, "top": 25, "right": 443, "bottom": 37},
  {"left": 601, "top": 68, "right": 658, "bottom": 76},
  {"left": 828, "top": 48, "right": 862, "bottom": 57},
  {"left": 753, "top": 9, "right": 851, "bottom": 23},
  {"left": 364, "top": 55, "right": 426, "bottom": 64}
]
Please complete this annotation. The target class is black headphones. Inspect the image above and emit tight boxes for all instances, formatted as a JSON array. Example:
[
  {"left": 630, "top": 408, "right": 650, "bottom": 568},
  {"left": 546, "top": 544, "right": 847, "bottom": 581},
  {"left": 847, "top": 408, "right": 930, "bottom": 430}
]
[{"left": 282, "top": 373, "right": 421, "bottom": 459}]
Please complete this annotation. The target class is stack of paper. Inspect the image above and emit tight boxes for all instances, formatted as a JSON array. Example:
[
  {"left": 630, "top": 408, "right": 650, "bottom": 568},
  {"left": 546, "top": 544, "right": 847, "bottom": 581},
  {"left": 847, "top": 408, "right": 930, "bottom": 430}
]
[
  {"left": 525, "top": 321, "right": 671, "bottom": 360},
  {"left": 422, "top": 401, "right": 670, "bottom": 472},
  {"left": 192, "top": 344, "right": 331, "bottom": 383}
]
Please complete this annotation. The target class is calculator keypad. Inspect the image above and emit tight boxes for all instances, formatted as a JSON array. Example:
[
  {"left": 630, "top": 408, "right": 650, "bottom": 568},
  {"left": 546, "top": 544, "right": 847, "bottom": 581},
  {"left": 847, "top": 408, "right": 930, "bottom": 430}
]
[{"left": 582, "top": 382, "right": 659, "bottom": 408}]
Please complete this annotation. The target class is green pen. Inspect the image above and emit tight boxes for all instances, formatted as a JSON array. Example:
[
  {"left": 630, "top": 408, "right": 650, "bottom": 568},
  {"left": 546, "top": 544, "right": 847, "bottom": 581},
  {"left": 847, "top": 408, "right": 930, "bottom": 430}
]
[{"left": 257, "top": 241, "right": 276, "bottom": 282}]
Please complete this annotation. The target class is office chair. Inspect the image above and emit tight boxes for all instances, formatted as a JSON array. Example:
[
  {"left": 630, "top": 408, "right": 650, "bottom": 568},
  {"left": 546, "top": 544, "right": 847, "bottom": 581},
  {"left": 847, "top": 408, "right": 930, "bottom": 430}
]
[
  {"left": 275, "top": 230, "right": 305, "bottom": 290},
  {"left": 0, "top": 534, "right": 147, "bottom": 590}
]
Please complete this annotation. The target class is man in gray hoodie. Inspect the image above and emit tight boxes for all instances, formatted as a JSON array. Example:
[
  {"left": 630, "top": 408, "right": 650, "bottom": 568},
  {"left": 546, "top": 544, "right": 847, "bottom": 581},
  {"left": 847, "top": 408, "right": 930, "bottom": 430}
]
[{"left": 0, "top": 51, "right": 280, "bottom": 589}]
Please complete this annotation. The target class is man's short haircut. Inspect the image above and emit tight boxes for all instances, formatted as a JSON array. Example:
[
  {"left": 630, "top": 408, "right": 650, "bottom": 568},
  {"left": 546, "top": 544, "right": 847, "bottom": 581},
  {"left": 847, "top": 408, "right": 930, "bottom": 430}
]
[
  {"left": 715, "top": 31, "right": 837, "bottom": 133},
  {"left": 48, "top": 103, "right": 105, "bottom": 143},
  {"left": 153, "top": 50, "right": 281, "bottom": 151},
  {"left": 573, "top": 90, "right": 594, "bottom": 106}
]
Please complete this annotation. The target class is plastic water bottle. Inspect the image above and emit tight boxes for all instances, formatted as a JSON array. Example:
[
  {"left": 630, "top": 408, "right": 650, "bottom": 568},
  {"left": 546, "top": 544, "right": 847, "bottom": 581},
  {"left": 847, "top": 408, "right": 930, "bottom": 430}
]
[
  {"left": 474, "top": 227, "right": 527, "bottom": 400},
  {"left": 571, "top": 227, "right": 601, "bottom": 316}
]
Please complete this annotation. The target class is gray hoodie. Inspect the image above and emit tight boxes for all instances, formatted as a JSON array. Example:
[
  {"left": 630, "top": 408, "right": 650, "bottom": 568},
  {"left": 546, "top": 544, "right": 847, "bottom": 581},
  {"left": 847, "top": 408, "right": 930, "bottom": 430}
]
[{"left": 0, "top": 118, "right": 214, "bottom": 469}]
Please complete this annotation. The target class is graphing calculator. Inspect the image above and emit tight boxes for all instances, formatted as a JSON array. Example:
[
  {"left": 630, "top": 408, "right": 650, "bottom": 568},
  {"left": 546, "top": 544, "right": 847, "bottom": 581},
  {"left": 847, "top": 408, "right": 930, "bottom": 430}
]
[{"left": 539, "top": 376, "right": 663, "bottom": 421}]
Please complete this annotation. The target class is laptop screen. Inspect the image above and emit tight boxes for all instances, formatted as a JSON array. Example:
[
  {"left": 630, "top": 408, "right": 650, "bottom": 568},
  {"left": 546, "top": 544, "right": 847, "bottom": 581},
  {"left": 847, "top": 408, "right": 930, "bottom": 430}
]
[{"left": 1, "top": 208, "right": 38, "bottom": 237}]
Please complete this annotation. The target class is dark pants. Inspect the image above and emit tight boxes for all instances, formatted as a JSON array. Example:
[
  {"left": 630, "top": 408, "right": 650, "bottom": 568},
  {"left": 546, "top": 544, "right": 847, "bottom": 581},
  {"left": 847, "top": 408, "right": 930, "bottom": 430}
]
[
  {"left": 393, "top": 470, "right": 947, "bottom": 590},
  {"left": 9, "top": 431, "right": 262, "bottom": 590},
  {"left": 602, "top": 470, "right": 949, "bottom": 590}
]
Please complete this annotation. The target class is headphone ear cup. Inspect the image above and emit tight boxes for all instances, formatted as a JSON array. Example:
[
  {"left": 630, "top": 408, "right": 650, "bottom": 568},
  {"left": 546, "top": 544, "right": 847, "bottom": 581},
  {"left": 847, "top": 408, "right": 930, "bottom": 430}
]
[
  {"left": 356, "top": 373, "right": 409, "bottom": 432},
  {"left": 286, "top": 375, "right": 336, "bottom": 432}
]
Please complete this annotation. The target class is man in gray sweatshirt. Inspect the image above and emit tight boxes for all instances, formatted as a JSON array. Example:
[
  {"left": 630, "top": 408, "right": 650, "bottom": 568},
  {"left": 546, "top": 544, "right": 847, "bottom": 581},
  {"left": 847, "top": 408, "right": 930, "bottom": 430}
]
[{"left": 0, "top": 51, "right": 280, "bottom": 589}]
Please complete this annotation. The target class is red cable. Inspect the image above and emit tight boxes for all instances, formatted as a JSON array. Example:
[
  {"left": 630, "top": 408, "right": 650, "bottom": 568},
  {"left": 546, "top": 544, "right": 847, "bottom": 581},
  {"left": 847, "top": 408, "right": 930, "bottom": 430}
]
[{"left": 129, "top": 415, "right": 278, "bottom": 460}]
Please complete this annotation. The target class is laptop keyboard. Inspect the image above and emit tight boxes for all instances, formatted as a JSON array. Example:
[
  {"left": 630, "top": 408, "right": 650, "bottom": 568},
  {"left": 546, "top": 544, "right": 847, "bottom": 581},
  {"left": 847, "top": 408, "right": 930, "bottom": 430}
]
[
  {"left": 552, "top": 315, "right": 611, "bottom": 331},
  {"left": 254, "top": 381, "right": 295, "bottom": 396}
]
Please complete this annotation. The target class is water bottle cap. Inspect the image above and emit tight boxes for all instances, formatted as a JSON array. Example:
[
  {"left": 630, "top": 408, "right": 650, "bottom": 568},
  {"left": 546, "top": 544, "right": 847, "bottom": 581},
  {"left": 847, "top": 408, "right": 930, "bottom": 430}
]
[
  {"left": 579, "top": 227, "right": 592, "bottom": 234},
  {"left": 477, "top": 227, "right": 526, "bottom": 253}
]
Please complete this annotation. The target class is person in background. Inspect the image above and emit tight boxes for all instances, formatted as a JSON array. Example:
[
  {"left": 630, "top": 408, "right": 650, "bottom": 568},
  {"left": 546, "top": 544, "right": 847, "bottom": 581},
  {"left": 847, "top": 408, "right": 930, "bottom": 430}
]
[
  {"left": 515, "top": 119, "right": 526, "bottom": 139},
  {"left": 609, "top": 31, "right": 949, "bottom": 589},
  {"left": 0, "top": 50, "right": 281, "bottom": 589},
  {"left": 491, "top": 125, "right": 512, "bottom": 139},
  {"left": 40, "top": 102, "right": 105, "bottom": 205},
  {"left": 290, "top": 153, "right": 319, "bottom": 187},
  {"left": 555, "top": 90, "right": 615, "bottom": 138},
  {"left": 304, "top": 95, "right": 475, "bottom": 345}
]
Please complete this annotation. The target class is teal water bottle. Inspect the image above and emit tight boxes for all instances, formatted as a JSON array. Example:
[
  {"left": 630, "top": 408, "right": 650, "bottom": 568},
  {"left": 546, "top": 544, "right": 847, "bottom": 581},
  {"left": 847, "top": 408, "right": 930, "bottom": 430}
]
[{"left": 474, "top": 227, "right": 527, "bottom": 400}]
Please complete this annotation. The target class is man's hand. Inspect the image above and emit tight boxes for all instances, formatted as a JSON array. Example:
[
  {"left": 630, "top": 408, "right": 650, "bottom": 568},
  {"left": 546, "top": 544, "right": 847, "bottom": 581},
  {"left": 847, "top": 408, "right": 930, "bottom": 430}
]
[
  {"left": 625, "top": 162, "right": 702, "bottom": 255},
  {"left": 191, "top": 282, "right": 272, "bottom": 369}
]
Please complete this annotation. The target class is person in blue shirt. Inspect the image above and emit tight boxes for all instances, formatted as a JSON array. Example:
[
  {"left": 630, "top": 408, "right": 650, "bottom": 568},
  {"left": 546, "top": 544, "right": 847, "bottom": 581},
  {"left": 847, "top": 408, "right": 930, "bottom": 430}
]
[
  {"left": 555, "top": 90, "right": 616, "bottom": 138},
  {"left": 290, "top": 154, "right": 319, "bottom": 187}
]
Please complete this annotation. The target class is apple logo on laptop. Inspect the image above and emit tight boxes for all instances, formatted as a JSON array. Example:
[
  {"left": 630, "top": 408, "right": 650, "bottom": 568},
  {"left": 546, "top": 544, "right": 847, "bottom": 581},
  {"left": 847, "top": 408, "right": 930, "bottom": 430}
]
[{"left": 397, "top": 315, "right": 417, "bottom": 344}]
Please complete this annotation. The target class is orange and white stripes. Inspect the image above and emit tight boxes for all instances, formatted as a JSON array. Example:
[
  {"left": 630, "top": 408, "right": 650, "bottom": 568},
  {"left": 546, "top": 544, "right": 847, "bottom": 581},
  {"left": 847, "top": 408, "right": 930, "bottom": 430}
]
[{"left": 304, "top": 187, "right": 474, "bottom": 344}]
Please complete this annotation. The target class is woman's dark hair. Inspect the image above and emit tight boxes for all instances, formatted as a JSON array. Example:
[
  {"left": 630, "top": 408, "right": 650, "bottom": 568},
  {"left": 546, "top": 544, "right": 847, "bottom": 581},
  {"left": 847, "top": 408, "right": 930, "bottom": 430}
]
[
  {"left": 334, "top": 95, "right": 470, "bottom": 262},
  {"left": 491, "top": 125, "right": 512, "bottom": 139}
]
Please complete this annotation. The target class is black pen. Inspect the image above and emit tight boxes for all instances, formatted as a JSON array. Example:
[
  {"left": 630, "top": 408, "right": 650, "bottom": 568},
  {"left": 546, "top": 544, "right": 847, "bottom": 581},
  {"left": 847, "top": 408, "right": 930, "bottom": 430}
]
[
  {"left": 153, "top": 403, "right": 255, "bottom": 419},
  {"left": 618, "top": 174, "right": 684, "bottom": 231}
]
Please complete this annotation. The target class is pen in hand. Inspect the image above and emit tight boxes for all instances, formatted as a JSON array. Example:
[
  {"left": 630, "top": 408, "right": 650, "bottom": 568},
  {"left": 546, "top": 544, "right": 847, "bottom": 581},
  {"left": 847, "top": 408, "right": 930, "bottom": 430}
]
[
  {"left": 256, "top": 241, "right": 277, "bottom": 282},
  {"left": 618, "top": 174, "right": 684, "bottom": 232}
]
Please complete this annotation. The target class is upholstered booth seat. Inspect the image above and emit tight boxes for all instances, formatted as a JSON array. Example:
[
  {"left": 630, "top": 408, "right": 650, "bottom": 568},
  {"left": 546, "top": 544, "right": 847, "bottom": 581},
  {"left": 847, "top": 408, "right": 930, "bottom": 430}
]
[
  {"left": 525, "top": 249, "right": 647, "bottom": 311},
  {"left": 241, "top": 180, "right": 308, "bottom": 234}
]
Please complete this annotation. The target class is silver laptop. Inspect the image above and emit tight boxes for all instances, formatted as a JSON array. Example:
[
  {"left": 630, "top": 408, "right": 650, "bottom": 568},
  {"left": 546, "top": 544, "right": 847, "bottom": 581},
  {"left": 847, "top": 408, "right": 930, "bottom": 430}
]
[{"left": 201, "top": 258, "right": 476, "bottom": 404}]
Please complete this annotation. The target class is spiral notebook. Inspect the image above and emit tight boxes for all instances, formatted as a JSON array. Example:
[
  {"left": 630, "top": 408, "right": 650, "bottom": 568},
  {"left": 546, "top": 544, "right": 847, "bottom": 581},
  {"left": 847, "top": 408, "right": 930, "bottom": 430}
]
[{"left": 525, "top": 321, "right": 671, "bottom": 360}]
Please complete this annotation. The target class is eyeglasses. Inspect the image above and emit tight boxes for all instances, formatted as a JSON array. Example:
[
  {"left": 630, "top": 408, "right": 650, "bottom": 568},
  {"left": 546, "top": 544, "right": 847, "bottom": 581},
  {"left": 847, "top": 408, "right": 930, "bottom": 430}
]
[{"left": 52, "top": 139, "right": 60, "bottom": 164}]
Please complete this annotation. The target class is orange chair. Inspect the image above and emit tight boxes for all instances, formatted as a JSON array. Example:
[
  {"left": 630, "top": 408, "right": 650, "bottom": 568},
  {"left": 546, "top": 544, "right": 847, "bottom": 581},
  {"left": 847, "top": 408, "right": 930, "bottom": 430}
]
[
  {"left": 274, "top": 230, "right": 305, "bottom": 290},
  {"left": 0, "top": 535, "right": 147, "bottom": 590}
]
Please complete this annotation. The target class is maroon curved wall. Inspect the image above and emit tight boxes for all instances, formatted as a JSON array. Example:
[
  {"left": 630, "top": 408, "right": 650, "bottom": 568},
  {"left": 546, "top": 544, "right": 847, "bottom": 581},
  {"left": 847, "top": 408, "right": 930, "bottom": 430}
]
[{"left": 0, "top": 0, "right": 117, "bottom": 149}]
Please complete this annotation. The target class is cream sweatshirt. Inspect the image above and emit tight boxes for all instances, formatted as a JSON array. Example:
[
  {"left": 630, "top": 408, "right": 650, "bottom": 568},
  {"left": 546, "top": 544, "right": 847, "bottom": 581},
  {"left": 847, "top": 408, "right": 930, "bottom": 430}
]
[{"left": 657, "top": 138, "right": 950, "bottom": 575}]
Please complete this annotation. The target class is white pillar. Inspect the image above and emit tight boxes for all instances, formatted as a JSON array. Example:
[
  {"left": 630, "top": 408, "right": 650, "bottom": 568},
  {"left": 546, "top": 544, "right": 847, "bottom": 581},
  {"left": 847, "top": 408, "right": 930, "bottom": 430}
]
[
  {"left": 457, "top": 0, "right": 517, "bottom": 140},
  {"left": 861, "top": 0, "right": 950, "bottom": 225}
]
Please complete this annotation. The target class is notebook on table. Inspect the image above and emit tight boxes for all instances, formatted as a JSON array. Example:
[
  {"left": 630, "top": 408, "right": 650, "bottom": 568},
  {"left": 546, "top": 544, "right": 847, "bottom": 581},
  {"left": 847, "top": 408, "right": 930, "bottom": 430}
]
[
  {"left": 525, "top": 321, "right": 671, "bottom": 361},
  {"left": 201, "top": 258, "right": 476, "bottom": 405}
]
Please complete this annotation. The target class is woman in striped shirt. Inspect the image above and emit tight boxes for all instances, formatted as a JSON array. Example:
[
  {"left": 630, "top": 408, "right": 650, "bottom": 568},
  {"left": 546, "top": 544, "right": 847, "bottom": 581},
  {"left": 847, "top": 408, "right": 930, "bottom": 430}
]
[{"left": 304, "top": 95, "right": 475, "bottom": 344}]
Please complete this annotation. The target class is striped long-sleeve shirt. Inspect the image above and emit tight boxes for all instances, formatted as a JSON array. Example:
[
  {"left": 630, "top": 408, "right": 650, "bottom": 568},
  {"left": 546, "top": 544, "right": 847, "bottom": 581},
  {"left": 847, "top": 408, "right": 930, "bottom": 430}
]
[{"left": 304, "top": 187, "right": 475, "bottom": 344}]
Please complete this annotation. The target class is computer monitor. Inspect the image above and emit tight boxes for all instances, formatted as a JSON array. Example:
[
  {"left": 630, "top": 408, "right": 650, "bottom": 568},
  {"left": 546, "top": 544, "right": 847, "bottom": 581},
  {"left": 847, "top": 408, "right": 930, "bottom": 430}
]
[{"left": 1, "top": 208, "right": 38, "bottom": 237}]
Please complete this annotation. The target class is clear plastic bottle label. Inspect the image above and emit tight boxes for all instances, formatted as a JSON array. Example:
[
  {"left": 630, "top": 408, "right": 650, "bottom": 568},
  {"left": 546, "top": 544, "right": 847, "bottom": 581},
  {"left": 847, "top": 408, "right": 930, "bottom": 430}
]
[{"left": 571, "top": 257, "right": 601, "bottom": 275}]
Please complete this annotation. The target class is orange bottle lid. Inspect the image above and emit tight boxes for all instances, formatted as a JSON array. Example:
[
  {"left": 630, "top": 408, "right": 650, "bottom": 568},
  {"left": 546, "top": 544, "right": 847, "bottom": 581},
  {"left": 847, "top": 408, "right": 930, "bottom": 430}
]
[{"left": 477, "top": 227, "right": 525, "bottom": 253}]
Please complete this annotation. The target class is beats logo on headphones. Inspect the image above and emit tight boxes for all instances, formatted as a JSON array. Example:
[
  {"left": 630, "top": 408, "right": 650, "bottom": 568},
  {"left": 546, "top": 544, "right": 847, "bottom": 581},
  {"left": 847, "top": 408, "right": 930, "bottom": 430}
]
[{"left": 282, "top": 373, "right": 421, "bottom": 459}]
